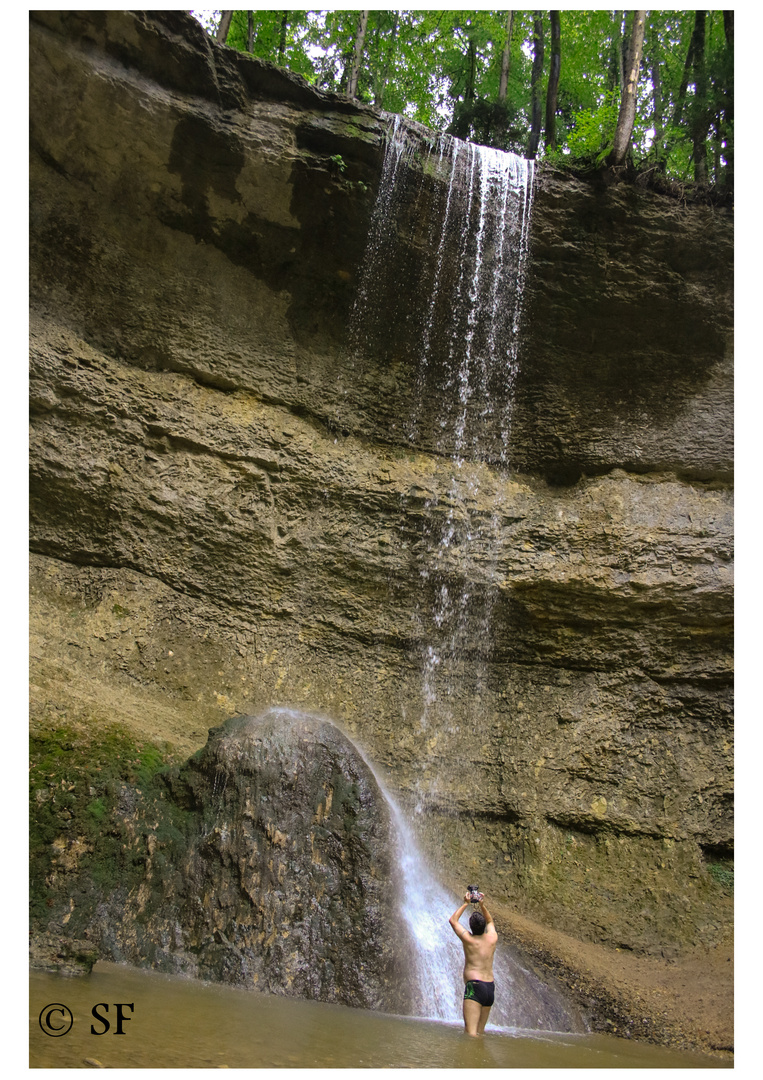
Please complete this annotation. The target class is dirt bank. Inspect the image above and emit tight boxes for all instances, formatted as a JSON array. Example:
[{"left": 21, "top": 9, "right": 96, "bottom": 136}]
[{"left": 491, "top": 898, "right": 733, "bottom": 1060}]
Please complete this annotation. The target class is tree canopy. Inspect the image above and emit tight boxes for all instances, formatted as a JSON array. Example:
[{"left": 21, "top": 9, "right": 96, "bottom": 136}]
[{"left": 192, "top": 10, "right": 733, "bottom": 190}]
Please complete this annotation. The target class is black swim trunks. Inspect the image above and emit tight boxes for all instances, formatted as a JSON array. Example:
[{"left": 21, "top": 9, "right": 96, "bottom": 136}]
[{"left": 463, "top": 979, "right": 495, "bottom": 1007}]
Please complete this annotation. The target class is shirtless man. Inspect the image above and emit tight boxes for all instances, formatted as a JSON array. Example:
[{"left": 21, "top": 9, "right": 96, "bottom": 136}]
[{"left": 448, "top": 891, "right": 498, "bottom": 1037}]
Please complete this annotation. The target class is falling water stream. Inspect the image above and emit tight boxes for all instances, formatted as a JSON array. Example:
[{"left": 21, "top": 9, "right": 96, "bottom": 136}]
[
  {"left": 27, "top": 714, "right": 726, "bottom": 1066},
  {"left": 347, "top": 119, "right": 571, "bottom": 1032},
  {"left": 351, "top": 117, "right": 534, "bottom": 769},
  {"left": 335, "top": 707, "right": 577, "bottom": 1032}
]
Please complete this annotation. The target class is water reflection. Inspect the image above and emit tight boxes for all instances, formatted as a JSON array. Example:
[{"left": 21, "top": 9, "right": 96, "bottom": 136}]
[{"left": 30, "top": 962, "right": 729, "bottom": 1069}]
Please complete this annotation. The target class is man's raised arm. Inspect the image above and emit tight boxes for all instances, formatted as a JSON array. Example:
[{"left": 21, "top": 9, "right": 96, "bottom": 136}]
[
  {"left": 477, "top": 897, "right": 498, "bottom": 939},
  {"left": 449, "top": 896, "right": 471, "bottom": 939}
]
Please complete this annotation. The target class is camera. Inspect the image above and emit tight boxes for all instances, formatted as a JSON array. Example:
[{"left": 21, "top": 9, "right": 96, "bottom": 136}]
[{"left": 466, "top": 885, "right": 481, "bottom": 902}]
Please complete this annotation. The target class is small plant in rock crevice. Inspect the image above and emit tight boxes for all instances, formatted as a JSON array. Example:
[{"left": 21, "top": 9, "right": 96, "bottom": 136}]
[{"left": 708, "top": 862, "right": 733, "bottom": 891}]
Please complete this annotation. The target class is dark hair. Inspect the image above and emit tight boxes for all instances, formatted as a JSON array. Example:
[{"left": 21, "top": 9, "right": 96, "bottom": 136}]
[{"left": 469, "top": 911, "right": 486, "bottom": 936}]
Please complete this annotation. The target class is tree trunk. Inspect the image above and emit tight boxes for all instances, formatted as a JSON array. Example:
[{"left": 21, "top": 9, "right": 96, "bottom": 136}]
[
  {"left": 278, "top": 11, "right": 288, "bottom": 64},
  {"left": 216, "top": 11, "right": 233, "bottom": 44},
  {"left": 347, "top": 10, "right": 370, "bottom": 99},
  {"left": 658, "top": 12, "right": 707, "bottom": 175},
  {"left": 608, "top": 10, "right": 646, "bottom": 167},
  {"left": 465, "top": 36, "right": 477, "bottom": 105},
  {"left": 670, "top": 18, "right": 698, "bottom": 133},
  {"left": 608, "top": 11, "right": 624, "bottom": 91},
  {"left": 498, "top": 11, "right": 514, "bottom": 104},
  {"left": 527, "top": 12, "right": 544, "bottom": 159},
  {"left": 689, "top": 11, "right": 709, "bottom": 184},
  {"left": 373, "top": 11, "right": 398, "bottom": 108},
  {"left": 545, "top": 11, "right": 561, "bottom": 150},
  {"left": 247, "top": 12, "right": 254, "bottom": 54},
  {"left": 723, "top": 10, "right": 734, "bottom": 48}
]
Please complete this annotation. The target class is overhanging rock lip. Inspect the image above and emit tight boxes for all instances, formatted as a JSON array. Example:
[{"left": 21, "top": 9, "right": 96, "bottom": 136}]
[{"left": 30, "top": 9, "right": 383, "bottom": 121}]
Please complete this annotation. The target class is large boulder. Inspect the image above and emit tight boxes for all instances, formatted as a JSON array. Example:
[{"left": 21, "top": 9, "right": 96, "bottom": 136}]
[{"left": 34, "top": 710, "right": 407, "bottom": 1011}]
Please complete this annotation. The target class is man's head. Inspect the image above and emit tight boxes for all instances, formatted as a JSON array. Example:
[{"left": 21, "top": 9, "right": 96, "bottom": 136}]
[{"left": 469, "top": 911, "right": 487, "bottom": 936}]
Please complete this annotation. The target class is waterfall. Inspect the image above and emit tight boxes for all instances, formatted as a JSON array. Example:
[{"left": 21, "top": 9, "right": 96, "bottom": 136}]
[
  {"left": 353, "top": 113, "right": 534, "bottom": 465},
  {"left": 412, "top": 129, "right": 534, "bottom": 754},
  {"left": 390, "top": 810, "right": 579, "bottom": 1032},
  {"left": 335, "top": 711, "right": 578, "bottom": 1032},
  {"left": 351, "top": 116, "right": 534, "bottom": 789},
  {"left": 346, "top": 128, "right": 577, "bottom": 1032}
]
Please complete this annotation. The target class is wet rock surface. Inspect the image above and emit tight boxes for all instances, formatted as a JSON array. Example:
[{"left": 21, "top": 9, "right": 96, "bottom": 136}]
[
  {"left": 32, "top": 711, "right": 404, "bottom": 1011},
  {"left": 30, "top": 5, "right": 732, "bottom": 981},
  {"left": 155, "top": 710, "right": 402, "bottom": 1008}
]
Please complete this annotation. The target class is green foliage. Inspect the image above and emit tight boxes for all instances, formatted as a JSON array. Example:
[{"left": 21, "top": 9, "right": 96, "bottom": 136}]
[
  {"left": 86, "top": 795, "right": 107, "bottom": 822},
  {"left": 565, "top": 89, "right": 620, "bottom": 164},
  {"left": 195, "top": 9, "right": 733, "bottom": 188},
  {"left": 225, "top": 9, "right": 317, "bottom": 80},
  {"left": 708, "top": 862, "right": 734, "bottom": 891}
]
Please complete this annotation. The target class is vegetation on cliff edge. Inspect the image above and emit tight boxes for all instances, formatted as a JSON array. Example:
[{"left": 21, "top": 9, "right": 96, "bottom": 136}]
[{"left": 194, "top": 9, "right": 733, "bottom": 194}]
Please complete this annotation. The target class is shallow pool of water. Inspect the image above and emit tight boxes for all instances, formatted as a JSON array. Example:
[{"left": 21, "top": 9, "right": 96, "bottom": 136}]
[{"left": 30, "top": 962, "right": 729, "bottom": 1069}]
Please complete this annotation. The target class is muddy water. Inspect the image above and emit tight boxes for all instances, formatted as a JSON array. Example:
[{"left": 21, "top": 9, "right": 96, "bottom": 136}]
[{"left": 30, "top": 962, "right": 729, "bottom": 1069}]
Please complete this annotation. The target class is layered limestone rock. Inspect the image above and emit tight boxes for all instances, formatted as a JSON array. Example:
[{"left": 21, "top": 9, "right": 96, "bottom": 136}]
[{"left": 30, "top": 9, "right": 732, "bottom": 961}]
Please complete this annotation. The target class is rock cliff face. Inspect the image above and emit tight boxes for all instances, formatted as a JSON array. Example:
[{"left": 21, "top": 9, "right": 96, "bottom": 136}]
[{"left": 30, "top": 9, "right": 732, "bottom": 961}]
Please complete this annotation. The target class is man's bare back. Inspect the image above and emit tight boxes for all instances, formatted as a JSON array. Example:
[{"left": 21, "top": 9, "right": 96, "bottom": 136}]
[
  {"left": 449, "top": 892, "right": 499, "bottom": 1036},
  {"left": 460, "top": 918, "right": 497, "bottom": 981}
]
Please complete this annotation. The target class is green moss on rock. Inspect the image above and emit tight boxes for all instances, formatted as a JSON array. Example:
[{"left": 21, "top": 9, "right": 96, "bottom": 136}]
[{"left": 29, "top": 722, "right": 180, "bottom": 927}]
